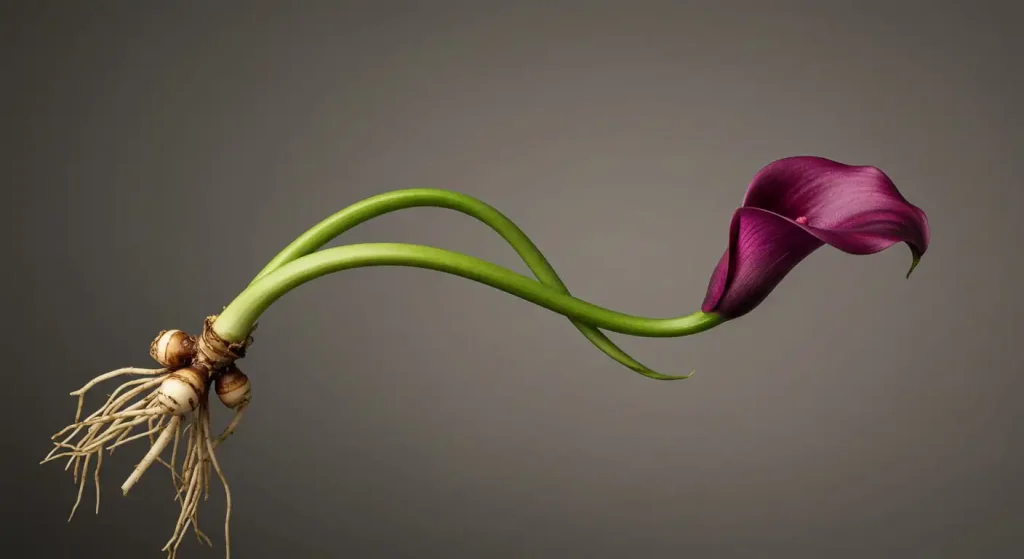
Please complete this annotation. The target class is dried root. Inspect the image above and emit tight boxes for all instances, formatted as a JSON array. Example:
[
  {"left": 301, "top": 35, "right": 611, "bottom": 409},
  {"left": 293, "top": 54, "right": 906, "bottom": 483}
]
[{"left": 42, "top": 322, "right": 253, "bottom": 558}]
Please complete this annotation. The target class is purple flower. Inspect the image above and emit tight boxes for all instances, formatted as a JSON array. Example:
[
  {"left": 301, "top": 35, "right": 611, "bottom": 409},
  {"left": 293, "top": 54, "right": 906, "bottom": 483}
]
[{"left": 702, "top": 156, "right": 931, "bottom": 319}]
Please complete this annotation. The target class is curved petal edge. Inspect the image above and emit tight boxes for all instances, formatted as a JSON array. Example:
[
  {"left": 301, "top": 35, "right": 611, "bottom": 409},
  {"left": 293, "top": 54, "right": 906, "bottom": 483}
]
[{"left": 702, "top": 156, "right": 931, "bottom": 319}]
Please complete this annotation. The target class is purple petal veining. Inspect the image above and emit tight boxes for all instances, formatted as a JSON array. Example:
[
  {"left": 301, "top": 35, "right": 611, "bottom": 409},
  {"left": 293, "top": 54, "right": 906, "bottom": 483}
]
[{"left": 702, "top": 156, "right": 931, "bottom": 319}]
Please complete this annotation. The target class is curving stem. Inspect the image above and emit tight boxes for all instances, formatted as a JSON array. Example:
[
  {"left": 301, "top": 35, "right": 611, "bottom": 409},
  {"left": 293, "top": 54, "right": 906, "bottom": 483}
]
[
  {"left": 212, "top": 242, "right": 725, "bottom": 352},
  {"left": 243, "top": 189, "right": 715, "bottom": 380}
]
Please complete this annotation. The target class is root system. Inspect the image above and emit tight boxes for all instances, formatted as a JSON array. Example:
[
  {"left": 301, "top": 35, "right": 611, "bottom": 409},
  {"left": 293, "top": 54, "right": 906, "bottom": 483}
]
[{"left": 42, "top": 318, "right": 252, "bottom": 558}]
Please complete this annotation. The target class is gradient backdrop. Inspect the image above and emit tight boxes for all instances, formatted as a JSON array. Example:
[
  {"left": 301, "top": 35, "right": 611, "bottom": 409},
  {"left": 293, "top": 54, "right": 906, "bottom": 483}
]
[{"left": 7, "top": 1, "right": 1023, "bottom": 557}]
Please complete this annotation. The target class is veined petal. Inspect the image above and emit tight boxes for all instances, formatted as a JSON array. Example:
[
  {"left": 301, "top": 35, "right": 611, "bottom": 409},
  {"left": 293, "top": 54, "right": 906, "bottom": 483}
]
[
  {"left": 742, "top": 156, "right": 930, "bottom": 256},
  {"left": 702, "top": 157, "right": 931, "bottom": 319},
  {"left": 701, "top": 208, "right": 823, "bottom": 318}
]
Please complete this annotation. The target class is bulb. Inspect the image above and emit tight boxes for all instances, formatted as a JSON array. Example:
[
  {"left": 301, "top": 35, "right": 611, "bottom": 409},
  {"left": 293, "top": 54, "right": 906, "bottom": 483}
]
[
  {"left": 155, "top": 366, "right": 208, "bottom": 414},
  {"left": 215, "top": 365, "right": 251, "bottom": 409},
  {"left": 149, "top": 329, "right": 196, "bottom": 369}
]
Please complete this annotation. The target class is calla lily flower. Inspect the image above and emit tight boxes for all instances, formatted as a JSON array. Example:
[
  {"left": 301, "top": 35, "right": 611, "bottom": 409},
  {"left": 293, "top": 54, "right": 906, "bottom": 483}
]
[{"left": 702, "top": 156, "right": 931, "bottom": 319}]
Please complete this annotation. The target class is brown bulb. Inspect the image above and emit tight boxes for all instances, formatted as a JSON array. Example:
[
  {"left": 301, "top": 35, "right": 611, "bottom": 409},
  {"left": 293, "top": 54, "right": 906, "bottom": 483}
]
[
  {"left": 150, "top": 329, "right": 196, "bottom": 368},
  {"left": 215, "top": 365, "right": 251, "bottom": 409}
]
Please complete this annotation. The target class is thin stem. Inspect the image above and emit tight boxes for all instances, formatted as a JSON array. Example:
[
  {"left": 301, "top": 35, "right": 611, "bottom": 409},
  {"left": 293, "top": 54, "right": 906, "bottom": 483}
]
[
  {"left": 213, "top": 243, "right": 725, "bottom": 347},
  {"left": 244, "top": 189, "right": 715, "bottom": 379}
]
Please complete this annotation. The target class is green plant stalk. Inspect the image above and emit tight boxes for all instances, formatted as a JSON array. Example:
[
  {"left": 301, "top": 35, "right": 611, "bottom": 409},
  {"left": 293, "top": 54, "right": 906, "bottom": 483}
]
[
  {"left": 214, "top": 243, "right": 725, "bottom": 349},
  {"left": 218, "top": 189, "right": 726, "bottom": 379}
]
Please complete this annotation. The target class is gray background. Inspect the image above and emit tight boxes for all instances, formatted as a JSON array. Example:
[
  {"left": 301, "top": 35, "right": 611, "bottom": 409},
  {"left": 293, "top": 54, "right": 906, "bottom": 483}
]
[{"left": 6, "top": 1, "right": 1022, "bottom": 557}]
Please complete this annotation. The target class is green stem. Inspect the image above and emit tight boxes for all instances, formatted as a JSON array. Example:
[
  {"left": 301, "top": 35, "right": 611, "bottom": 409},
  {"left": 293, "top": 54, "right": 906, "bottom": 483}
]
[
  {"left": 227, "top": 189, "right": 723, "bottom": 379},
  {"left": 213, "top": 243, "right": 725, "bottom": 350}
]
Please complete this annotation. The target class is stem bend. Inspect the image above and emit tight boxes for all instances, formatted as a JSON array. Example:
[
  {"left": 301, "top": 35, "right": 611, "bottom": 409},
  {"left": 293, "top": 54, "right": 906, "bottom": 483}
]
[
  {"left": 238, "top": 189, "right": 718, "bottom": 380},
  {"left": 213, "top": 243, "right": 723, "bottom": 354}
]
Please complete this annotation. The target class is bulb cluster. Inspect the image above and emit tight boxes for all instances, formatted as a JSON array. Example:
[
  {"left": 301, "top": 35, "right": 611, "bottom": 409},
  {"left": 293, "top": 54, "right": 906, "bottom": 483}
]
[{"left": 148, "top": 329, "right": 251, "bottom": 412}]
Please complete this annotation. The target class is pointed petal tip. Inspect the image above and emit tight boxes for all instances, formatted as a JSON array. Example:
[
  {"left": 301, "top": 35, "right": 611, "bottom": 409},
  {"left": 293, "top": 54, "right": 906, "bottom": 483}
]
[
  {"left": 906, "top": 245, "right": 925, "bottom": 279},
  {"left": 906, "top": 254, "right": 921, "bottom": 279}
]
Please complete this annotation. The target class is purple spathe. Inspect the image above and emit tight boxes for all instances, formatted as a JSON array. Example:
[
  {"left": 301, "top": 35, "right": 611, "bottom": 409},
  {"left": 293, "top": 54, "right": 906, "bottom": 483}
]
[{"left": 702, "top": 156, "right": 931, "bottom": 319}]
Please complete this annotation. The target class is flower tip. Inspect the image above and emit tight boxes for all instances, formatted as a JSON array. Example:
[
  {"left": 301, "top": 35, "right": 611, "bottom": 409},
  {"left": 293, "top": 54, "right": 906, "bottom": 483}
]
[
  {"left": 906, "top": 255, "right": 921, "bottom": 279},
  {"left": 906, "top": 246, "right": 925, "bottom": 279}
]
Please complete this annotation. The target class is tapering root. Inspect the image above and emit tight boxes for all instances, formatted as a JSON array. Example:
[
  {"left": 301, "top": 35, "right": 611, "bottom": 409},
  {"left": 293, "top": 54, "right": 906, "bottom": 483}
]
[
  {"left": 41, "top": 367, "right": 174, "bottom": 520},
  {"left": 163, "top": 398, "right": 234, "bottom": 559},
  {"left": 214, "top": 403, "right": 248, "bottom": 448},
  {"left": 122, "top": 414, "right": 181, "bottom": 495},
  {"left": 204, "top": 409, "right": 233, "bottom": 559}
]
